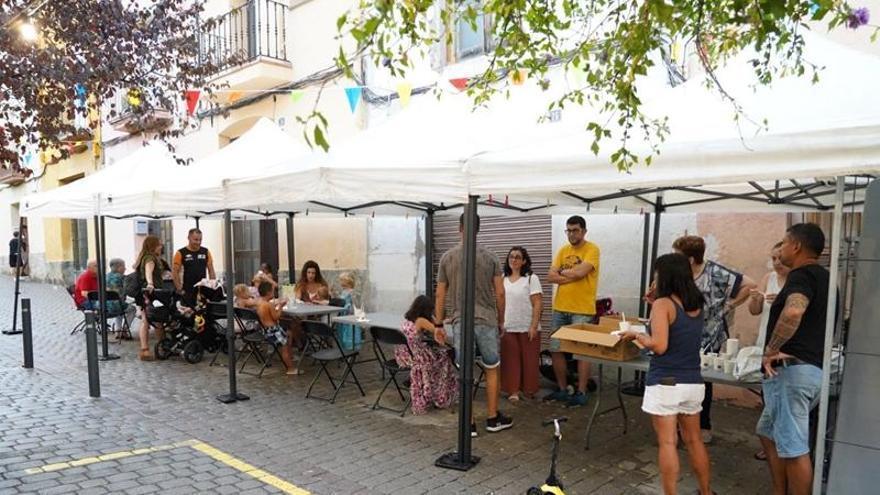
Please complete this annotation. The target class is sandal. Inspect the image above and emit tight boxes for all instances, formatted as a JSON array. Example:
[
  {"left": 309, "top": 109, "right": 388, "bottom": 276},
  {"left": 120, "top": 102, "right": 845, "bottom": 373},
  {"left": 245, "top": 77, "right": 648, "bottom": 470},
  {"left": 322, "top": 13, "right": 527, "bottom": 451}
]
[
  {"left": 139, "top": 349, "right": 154, "bottom": 361},
  {"left": 285, "top": 368, "right": 305, "bottom": 376},
  {"left": 754, "top": 450, "right": 768, "bottom": 461},
  {"left": 508, "top": 393, "right": 521, "bottom": 403}
]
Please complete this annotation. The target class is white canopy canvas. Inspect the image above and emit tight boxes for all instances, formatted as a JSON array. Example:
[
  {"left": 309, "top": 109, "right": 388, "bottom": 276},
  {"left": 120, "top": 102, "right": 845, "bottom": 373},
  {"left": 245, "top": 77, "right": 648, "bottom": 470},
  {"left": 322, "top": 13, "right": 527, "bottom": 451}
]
[
  {"left": 21, "top": 142, "right": 185, "bottom": 219},
  {"left": 467, "top": 32, "right": 880, "bottom": 211}
]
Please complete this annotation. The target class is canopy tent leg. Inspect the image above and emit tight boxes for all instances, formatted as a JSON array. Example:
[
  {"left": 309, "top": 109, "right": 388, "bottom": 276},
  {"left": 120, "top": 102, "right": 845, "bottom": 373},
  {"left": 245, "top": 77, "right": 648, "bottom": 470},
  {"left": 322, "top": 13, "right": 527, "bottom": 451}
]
[
  {"left": 812, "top": 177, "right": 845, "bottom": 494},
  {"left": 637, "top": 212, "right": 651, "bottom": 318},
  {"left": 194, "top": 216, "right": 200, "bottom": 230},
  {"left": 425, "top": 210, "right": 435, "bottom": 300},
  {"left": 286, "top": 213, "right": 296, "bottom": 284},
  {"left": 3, "top": 216, "right": 24, "bottom": 336},
  {"left": 217, "top": 209, "right": 249, "bottom": 404},
  {"left": 436, "top": 195, "right": 480, "bottom": 471},
  {"left": 648, "top": 192, "right": 664, "bottom": 295},
  {"left": 95, "top": 215, "right": 118, "bottom": 361}
]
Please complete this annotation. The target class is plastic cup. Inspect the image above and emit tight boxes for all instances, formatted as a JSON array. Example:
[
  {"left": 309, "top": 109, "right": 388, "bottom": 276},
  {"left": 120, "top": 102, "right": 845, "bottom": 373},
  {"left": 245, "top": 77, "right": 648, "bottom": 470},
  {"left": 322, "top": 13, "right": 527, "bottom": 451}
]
[
  {"left": 723, "top": 359, "right": 736, "bottom": 375},
  {"left": 713, "top": 356, "right": 724, "bottom": 371},
  {"left": 726, "top": 338, "right": 740, "bottom": 357},
  {"left": 618, "top": 321, "right": 632, "bottom": 332}
]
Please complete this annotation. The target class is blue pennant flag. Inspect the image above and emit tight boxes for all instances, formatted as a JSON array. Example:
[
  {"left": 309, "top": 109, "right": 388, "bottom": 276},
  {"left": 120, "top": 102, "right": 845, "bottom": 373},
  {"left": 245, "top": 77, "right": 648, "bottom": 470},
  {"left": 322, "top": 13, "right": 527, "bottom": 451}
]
[{"left": 344, "top": 87, "right": 362, "bottom": 113}]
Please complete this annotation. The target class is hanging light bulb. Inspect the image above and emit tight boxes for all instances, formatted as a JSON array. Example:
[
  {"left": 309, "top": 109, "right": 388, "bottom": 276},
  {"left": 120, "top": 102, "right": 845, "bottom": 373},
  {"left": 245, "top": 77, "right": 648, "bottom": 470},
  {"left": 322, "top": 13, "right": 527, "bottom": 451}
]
[{"left": 19, "top": 18, "right": 38, "bottom": 42}]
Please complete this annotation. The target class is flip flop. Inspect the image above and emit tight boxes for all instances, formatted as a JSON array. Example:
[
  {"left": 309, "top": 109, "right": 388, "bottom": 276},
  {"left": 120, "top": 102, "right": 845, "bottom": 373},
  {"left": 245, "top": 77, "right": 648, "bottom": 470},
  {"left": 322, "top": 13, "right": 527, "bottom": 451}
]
[
  {"left": 286, "top": 368, "right": 305, "bottom": 376},
  {"left": 754, "top": 450, "right": 768, "bottom": 461}
]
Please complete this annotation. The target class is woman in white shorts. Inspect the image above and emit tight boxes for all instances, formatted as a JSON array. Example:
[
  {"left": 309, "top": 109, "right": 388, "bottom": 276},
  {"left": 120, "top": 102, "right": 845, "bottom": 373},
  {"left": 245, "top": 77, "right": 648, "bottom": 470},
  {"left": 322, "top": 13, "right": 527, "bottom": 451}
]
[{"left": 621, "top": 253, "right": 713, "bottom": 495}]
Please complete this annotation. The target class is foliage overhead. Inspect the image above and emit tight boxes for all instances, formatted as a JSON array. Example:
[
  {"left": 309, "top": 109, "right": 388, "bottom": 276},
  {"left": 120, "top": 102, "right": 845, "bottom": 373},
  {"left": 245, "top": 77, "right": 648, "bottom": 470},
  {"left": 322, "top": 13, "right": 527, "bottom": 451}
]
[
  {"left": 0, "top": 0, "right": 227, "bottom": 173},
  {"left": 336, "top": 0, "right": 875, "bottom": 171}
]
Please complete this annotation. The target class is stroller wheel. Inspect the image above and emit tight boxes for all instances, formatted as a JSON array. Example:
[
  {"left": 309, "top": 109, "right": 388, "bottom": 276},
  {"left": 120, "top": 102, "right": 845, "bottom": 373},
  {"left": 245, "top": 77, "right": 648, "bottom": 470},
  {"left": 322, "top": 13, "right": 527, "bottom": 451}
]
[
  {"left": 183, "top": 340, "right": 204, "bottom": 364},
  {"left": 155, "top": 339, "right": 173, "bottom": 360}
]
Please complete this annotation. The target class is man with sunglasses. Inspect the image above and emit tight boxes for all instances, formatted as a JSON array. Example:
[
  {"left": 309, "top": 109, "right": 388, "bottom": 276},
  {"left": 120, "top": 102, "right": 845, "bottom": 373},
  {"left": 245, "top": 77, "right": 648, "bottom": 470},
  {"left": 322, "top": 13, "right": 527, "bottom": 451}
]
[{"left": 546, "top": 215, "right": 600, "bottom": 407}]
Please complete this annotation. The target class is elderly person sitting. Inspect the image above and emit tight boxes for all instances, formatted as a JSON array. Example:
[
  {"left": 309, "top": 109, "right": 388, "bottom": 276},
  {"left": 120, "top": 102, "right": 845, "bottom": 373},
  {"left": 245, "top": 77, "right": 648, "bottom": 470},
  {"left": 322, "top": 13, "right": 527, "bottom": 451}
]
[
  {"left": 106, "top": 258, "right": 136, "bottom": 332},
  {"left": 73, "top": 260, "right": 99, "bottom": 310}
]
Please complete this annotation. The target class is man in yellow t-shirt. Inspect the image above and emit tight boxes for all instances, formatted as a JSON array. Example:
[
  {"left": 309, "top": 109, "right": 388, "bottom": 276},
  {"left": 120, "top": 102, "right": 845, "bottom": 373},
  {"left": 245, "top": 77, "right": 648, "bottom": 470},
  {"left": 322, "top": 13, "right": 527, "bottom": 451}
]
[{"left": 546, "top": 215, "right": 600, "bottom": 407}]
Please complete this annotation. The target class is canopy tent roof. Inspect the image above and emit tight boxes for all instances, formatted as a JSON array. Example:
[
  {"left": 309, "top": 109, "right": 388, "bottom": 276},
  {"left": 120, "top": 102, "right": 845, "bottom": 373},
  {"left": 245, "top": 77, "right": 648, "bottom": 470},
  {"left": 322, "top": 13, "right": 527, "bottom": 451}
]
[{"left": 21, "top": 33, "right": 878, "bottom": 220}]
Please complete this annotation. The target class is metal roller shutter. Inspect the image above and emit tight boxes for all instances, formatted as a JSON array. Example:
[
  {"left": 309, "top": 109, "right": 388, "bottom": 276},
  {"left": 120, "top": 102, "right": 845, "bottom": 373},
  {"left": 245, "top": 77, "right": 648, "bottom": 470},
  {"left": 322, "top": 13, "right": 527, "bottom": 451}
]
[{"left": 432, "top": 214, "right": 555, "bottom": 348}]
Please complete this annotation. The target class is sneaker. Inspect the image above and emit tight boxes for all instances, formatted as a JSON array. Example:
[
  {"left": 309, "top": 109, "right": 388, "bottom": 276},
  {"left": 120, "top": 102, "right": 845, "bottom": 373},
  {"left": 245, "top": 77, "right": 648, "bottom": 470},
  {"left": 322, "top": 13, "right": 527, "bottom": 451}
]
[
  {"left": 544, "top": 389, "right": 571, "bottom": 402},
  {"left": 486, "top": 412, "right": 514, "bottom": 433},
  {"left": 508, "top": 393, "right": 521, "bottom": 403},
  {"left": 701, "top": 429, "right": 713, "bottom": 444},
  {"left": 565, "top": 391, "right": 588, "bottom": 408},
  {"left": 471, "top": 423, "right": 478, "bottom": 438}
]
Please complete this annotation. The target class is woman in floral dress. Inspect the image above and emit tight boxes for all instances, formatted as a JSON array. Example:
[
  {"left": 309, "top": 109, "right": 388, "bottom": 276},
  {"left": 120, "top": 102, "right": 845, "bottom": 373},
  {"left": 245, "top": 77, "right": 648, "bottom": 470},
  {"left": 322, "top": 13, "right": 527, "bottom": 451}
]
[{"left": 396, "top": 295, "right": 458, "bottom": 415}]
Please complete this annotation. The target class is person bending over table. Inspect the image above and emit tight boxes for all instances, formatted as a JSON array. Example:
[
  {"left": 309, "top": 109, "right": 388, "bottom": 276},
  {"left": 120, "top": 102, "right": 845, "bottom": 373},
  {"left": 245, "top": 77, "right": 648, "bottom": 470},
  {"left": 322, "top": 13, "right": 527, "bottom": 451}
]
[
  {"left": 395, "top": 295, "right": 458, "bottom": 415},
  {"left": 294, "top": 260, "right": 330, "bottom": 304},
  {"left": 621, "top": 253, "right": 713, "bottom": 495}
]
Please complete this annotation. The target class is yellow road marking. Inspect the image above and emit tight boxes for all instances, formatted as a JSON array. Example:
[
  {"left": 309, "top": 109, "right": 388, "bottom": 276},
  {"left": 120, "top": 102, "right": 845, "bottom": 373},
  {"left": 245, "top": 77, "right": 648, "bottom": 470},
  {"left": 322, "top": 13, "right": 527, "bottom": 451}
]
[{"left": 24, "top": 439, "right": 310, "bottom": 494}]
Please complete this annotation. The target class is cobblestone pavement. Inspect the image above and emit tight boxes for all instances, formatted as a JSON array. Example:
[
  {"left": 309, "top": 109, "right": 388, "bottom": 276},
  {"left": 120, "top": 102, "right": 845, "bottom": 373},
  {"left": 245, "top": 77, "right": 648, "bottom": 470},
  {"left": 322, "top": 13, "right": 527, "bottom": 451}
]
[{"left": 0, "top": 276, "right": 773, "bottom": 494}]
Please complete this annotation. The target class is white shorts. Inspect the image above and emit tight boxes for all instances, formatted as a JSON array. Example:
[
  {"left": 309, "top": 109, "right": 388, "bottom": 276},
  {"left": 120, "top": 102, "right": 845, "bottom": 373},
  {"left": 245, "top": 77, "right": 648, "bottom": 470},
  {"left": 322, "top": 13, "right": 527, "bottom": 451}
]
[{"left": 641, "top": 383, "right": 705, "bottom": 416}]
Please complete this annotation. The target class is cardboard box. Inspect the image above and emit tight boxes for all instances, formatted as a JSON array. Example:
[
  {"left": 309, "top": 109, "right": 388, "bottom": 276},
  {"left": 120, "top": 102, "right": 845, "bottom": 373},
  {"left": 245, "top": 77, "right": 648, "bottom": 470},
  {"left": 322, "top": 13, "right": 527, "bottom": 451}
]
[
  {"left": 599, "top": 315, "right": 645, "bottom": 327},
  {"left": 551, "top": 323, "right": 642, "bottom": 361}
]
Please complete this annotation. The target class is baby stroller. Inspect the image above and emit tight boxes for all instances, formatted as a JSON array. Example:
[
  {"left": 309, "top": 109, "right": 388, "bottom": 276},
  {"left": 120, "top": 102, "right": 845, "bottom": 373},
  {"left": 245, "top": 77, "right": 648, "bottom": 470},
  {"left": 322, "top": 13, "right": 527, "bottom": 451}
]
[{"left": 153, "top": 285, "right": 225, "bottom": 364}]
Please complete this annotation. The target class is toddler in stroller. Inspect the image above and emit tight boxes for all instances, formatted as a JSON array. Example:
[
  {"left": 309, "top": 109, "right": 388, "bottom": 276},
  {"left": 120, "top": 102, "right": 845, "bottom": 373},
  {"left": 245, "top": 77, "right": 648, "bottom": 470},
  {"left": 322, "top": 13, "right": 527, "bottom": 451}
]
[{"left": 153, "top": 283, "right": 225, "bottom": 364}]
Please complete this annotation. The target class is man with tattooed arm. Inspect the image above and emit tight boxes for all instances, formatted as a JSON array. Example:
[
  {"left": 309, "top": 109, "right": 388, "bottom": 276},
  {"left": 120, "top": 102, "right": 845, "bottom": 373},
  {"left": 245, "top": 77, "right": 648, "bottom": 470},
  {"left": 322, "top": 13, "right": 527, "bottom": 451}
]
[{"left": 755, "top": 223, "right": 831, "bottom": 495}]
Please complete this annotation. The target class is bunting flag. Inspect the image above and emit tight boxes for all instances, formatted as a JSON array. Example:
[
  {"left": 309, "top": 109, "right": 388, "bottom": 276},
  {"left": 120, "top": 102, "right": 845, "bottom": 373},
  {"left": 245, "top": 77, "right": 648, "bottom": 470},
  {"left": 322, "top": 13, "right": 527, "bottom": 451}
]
[
  {"left": 567, "top": 64, "right": 588, "bottom": 87},
  {"left": 449, "top": 78, "right": 469, "bottom": 91},
  {"left": 226, "top": 91, "right": 243, "bottom": 104},
  {"left": 396, "top": 82, "right": 412, "bottom": 107},
  {"left": 510, "top": 69, "right": 527, "bottom": 86},
  {"left": 290, "top": 89, "right": 305, "bottom": 104},
  {"left": 73, "top": 84, "right": 88, "bottom": 129},
  {"left": 185, "top": 90, "right": 201, "bottom": 115},
  {"left": 127, "top": 88, "right": 142, "bottom": 107},
  {"left": 344, "top": 87, "right": 362, "bottom": 113}
]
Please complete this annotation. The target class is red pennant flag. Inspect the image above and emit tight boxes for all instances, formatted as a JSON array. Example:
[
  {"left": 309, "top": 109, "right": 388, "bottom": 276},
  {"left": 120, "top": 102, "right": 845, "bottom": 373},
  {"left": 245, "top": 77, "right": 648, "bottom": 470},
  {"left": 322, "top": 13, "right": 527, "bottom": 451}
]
[
  {"left": 185, "top": 90, "right": 201, "bottom": 115},
  {"left": 449, "top": 78, "right": 469, "bottom": 91}
]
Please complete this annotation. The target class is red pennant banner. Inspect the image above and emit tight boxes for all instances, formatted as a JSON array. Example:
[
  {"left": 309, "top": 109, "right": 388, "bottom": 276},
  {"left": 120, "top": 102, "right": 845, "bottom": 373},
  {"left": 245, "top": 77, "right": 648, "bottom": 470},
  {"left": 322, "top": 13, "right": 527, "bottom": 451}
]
[
  {"left": 185, "top": 90, "right": 201, "bottom": 115},
  {"left": 449, "top": 78, "right": 469, "bottom": 91}
]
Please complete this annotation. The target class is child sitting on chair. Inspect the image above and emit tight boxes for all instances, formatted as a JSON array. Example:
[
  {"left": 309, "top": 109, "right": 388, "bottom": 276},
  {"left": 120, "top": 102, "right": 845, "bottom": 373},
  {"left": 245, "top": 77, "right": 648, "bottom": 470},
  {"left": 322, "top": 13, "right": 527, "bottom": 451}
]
[
  {"left": 255, "top": 281, "right": 301, "bottom": 375},
  {"left": 233, "top": 283, "right": 258, "bottom": 310}
]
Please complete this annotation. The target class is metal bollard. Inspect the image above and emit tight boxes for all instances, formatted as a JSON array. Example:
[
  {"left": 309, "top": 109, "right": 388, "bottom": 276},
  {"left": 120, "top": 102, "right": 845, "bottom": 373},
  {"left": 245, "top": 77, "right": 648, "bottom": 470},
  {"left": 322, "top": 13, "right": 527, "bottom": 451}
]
[
  {"left": 22, "top": 299, "right": 33, "bottom": 369},
  {"left": 85, "top": 311, "right": 100, "bottom": 398}
]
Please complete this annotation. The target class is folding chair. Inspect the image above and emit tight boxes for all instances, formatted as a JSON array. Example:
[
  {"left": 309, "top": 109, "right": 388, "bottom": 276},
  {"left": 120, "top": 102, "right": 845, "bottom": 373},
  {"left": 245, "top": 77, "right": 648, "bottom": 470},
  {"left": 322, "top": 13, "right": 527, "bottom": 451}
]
[
  {"left": 207, "top": 302, "right": 231, "bottom": 367},
  {"left": 234, "top": 307, "right": 288, "bottom": 377},
  {"left": 87, "top": 291, "right": 132, "bottom": 340},
  {"left": 67, "top": 284, "right": 86, "bottom": 335},
  {"left": 369, "top": 326, "right": 413, "bottom": 416},
  {"left": 302, "top": 320, "right": 365, "bottom": 403}
]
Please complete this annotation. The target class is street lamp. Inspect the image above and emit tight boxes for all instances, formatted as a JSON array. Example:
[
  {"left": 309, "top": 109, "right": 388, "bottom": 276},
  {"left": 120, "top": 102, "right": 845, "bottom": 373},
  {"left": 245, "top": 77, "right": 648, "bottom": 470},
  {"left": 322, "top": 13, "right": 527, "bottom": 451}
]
[{"left": 19, "top": 18, "right": 38, "bottom": 42}]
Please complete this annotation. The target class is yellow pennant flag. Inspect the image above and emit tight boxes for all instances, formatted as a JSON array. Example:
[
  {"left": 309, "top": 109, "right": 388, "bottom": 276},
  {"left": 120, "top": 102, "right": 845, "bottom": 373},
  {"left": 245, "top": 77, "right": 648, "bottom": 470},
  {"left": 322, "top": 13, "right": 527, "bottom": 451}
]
[
  {"left": 396, "top": 82, "right": 412, "bottom": 107},
  {"left": 510, "top": 68, "right": 527, "bottom": 86},
  {"left": 290, "top": 89, "right": 305, "bottom": 105}
]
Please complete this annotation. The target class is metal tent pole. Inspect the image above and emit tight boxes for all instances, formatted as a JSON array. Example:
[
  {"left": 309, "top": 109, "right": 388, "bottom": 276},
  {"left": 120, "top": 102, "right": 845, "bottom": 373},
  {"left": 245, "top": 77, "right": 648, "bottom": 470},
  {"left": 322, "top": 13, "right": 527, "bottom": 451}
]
[
  {"left": 638, "top": 212, "right": 651, "bottom": 318},
  {"left": 217, "top": 209, "right": 249, "bottom": 403},
  {"left": 97, "top": 215, "right": 118, "bottom": 360},
  {"left": 425, "top": 210, "right": 435, "bottom": 300},
  {"left": 286, "top": 213, "right": 296, "bottom": 284},
  {"left": 194, "top": 216, "right": 200, "bottom": 230},
  {"left": 812, "top": 177, "right": 844, "bottom": 494},
  {"left": 648, "top": 193, "right": 664, "bottom": 289},
  {"left": 3, "top": 217, "right": 24, "bottom": 335},
  {"left": 436, "top": 195, "right": 479, "bottom": 471}
]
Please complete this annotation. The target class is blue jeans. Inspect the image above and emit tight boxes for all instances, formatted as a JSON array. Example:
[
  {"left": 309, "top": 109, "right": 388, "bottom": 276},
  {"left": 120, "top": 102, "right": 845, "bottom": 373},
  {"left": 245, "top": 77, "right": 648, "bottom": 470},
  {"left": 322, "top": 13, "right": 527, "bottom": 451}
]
[
  {"left": 549, "top": 311, "right": 595, "bottom": 361},
  {"left": 756, "top": 363, "right": 822, "bottom": 458},
  {"left": 449, "top": 322, "right": 500, "bottom": 368}
]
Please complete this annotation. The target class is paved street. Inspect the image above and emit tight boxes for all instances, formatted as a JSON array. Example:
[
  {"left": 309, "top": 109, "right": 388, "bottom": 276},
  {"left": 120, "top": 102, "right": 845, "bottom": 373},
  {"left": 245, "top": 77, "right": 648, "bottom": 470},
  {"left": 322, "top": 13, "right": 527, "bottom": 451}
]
[{"left": 0, "top": 275, "right": 772, "bottom": 494}]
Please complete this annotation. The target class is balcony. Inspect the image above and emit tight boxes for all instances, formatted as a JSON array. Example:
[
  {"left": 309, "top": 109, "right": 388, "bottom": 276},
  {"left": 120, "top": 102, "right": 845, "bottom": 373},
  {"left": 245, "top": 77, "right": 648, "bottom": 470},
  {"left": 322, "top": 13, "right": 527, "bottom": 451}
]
[
  {"left": 108, "top": 92, "right": 173, "bottom": 134},
  {"left": 0, "top": 167, "right": 28, "bottom": 186},
  {"left": 199, "top": 0, "right": 292, "bottom": 92}
]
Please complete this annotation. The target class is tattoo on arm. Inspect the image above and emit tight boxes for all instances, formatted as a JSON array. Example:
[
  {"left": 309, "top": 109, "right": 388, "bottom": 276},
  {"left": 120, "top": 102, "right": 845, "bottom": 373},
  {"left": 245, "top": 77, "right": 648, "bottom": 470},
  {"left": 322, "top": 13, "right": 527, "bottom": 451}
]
[{"left": 765, "top": 293, "right": 809, "bottom": 354}]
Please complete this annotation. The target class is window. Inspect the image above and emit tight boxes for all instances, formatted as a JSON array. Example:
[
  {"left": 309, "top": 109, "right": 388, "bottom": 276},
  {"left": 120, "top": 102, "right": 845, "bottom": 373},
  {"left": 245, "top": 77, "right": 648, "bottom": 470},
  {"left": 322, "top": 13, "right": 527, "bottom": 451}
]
[
  {"left": 455, "top": 1, "right": 492, "bottom": 60},
  {"left": 71, "top": 219, "right": 89, "bottom": 271}
]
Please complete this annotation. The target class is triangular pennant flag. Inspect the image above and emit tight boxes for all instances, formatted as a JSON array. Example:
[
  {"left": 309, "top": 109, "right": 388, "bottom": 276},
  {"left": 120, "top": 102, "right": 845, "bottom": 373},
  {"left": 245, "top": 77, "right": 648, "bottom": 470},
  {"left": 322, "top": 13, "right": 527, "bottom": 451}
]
[
  {"left": 449, "top": 78, "right": 469, "bottom": 91},
  {"left": 396, "top": 82, "right": 412, "bottom": 107},
  {"left": 185, "top": 90, "right": 201, "bottom": 115},
  {"left": 227, "top": 91, "right": 243, "bottom": 104},
  {"left": 344, "top": 87, "right": 362, "bottom": 113},
  {"left": 290, "top": 89, "right": 305, "bottom": 104},
  {"left": 510, "top": 69, "right": 527, "bottom": 85},
  {"left": 127, "top": 88, "right": 142, "bottom": 107}
]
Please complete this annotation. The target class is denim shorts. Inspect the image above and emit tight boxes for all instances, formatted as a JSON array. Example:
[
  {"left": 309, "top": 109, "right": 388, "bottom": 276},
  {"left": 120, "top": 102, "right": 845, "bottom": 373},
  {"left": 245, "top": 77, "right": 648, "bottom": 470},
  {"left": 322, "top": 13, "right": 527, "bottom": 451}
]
[
  {"left": 449, "top": 322, "right": 500, "bottom": 369},
  {"left": 549, "top": 311, "right": 595, "bottom": 361},
  {"left": 755, "top": 363, "right": 822, "bottom": 458}
]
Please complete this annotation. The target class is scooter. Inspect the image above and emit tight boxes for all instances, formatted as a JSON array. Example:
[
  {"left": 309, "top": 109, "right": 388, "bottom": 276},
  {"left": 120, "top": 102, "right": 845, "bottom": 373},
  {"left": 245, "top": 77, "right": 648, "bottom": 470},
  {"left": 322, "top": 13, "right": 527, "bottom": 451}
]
[{"left": 526, "top": 417, "right": 568, "bottom": 495}]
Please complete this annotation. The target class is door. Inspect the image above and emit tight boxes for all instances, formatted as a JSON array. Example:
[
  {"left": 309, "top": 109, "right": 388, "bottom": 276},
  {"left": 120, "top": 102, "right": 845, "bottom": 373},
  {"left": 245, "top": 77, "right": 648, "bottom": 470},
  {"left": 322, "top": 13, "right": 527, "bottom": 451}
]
[
  {"left": 147, "top": 220, "right": 174, "bottom": 265},
  {"left": 233, "top": 219, "right": 279, "bottom": 285}
]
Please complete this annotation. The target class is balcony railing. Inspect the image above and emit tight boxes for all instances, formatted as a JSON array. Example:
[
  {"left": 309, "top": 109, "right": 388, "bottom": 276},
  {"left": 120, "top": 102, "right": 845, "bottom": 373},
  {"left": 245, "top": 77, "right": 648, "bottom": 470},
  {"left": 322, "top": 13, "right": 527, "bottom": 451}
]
[{"left": 199, "top": 0, "right": 289, "bottom": 72}]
